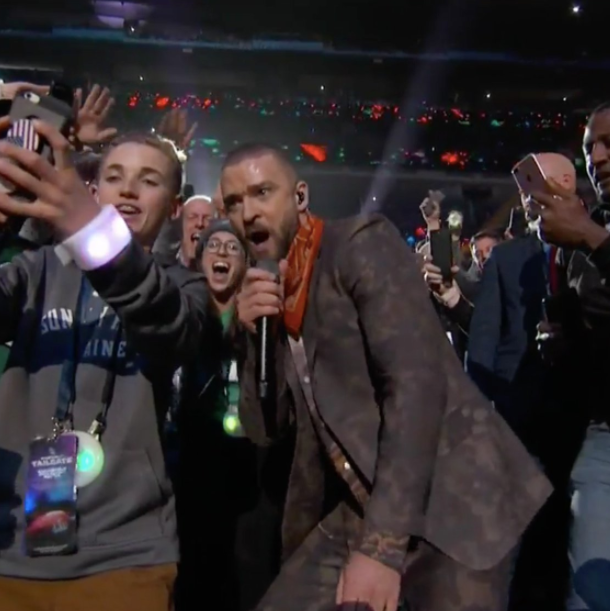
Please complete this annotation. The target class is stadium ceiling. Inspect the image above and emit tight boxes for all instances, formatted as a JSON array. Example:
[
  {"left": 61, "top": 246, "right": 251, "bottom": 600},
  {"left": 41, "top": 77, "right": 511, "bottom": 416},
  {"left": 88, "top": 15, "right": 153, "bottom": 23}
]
[{"left": 1, "top": 0, "right": 607, "bottom": 60}]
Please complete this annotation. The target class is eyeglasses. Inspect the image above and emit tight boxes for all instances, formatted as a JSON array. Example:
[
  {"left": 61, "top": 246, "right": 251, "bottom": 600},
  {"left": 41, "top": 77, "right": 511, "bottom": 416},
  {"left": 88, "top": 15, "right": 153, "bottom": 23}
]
[{"left": 206, "top": 238, "right": 243, "bottom": 256}]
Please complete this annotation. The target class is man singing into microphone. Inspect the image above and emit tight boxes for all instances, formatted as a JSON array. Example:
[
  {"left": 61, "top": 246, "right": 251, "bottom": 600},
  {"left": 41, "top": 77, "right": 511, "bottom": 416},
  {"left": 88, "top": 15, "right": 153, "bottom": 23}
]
[{"left": 222, "top": 143, "right": 551, "bottom": 611}]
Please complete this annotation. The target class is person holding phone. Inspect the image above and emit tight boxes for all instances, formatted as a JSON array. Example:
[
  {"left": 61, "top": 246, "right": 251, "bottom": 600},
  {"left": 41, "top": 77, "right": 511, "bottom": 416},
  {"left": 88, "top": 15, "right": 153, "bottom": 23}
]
[
  {"left": 530, "top": 103, "right": 610, "bottom": 611},
  {"left": 468, "top": 152, "right": 577, "bottom": 429},
  {"left": 423, "top": 229, "right": 503, "bottom": 337},
  {"left": 0, "top": 117, "right": 212, "bottom": 610},
  {"left": 467, "top": 152, "right": 582, "bottom": 610},
  {"left": 0, "top": 84, "right": 116, "bottom": 378}
]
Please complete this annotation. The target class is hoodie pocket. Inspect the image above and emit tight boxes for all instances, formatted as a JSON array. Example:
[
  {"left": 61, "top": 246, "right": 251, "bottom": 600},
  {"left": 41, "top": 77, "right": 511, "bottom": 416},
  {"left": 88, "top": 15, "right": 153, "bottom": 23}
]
[{"left": 79, "top": 449, "right": 171, "bottom": 548}]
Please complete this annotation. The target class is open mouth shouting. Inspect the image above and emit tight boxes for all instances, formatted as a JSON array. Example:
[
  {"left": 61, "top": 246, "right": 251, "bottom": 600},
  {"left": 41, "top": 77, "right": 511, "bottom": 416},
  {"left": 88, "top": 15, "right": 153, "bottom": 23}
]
[
  {"left": 210, "top": 260, "right": 232, "bottom": 286},
  {"left": 246, "top": 228, "right": 272, "bottom": 257}
]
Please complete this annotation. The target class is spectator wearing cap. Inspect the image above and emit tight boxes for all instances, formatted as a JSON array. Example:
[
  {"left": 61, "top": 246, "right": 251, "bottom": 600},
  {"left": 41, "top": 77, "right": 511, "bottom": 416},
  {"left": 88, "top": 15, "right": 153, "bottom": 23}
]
[
  {"left": 195, "top": 218, "right": 246, "bottom": 315},
  {"left": 174, "top": 219, "right": 284, "bottom": 611}
]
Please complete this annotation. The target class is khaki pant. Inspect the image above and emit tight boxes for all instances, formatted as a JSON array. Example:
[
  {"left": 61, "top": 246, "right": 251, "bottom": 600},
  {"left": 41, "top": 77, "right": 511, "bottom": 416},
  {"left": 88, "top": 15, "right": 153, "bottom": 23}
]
[{"left": 0, "top": 563, "right": 176, "bottom": 611}]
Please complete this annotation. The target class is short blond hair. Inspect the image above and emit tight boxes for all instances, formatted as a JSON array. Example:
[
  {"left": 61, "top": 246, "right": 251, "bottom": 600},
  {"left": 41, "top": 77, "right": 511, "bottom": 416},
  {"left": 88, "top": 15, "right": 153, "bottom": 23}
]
[{"left": 100, "top": 132, "right": 183, "bottom": 196}]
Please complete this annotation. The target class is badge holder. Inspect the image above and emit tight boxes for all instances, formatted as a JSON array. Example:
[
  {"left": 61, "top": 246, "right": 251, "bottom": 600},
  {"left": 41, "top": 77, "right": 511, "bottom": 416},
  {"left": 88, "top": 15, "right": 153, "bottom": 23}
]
[
  {"left": 24, "top": 278, "right": 121, "bottom": 556},
  {"left": 24, "top": 433, "right": 79, "bottom": 556}
]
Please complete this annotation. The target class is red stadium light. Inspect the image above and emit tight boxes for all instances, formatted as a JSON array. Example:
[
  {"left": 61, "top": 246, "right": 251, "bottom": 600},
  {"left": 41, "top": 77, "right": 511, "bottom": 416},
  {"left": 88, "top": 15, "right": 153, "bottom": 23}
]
[
  {"left": 155, "top": 96, "right": 170, "bottom": 109},
  {"left": 300, "top": 144, "right": 327, "bottom": 162}
]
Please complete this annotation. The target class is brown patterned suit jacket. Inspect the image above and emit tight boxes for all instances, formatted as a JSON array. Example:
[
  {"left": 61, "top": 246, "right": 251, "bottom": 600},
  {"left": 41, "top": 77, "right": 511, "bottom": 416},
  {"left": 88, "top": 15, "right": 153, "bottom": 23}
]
[{"left": 238, "top": 213, "right": 552, "bottom": 573}]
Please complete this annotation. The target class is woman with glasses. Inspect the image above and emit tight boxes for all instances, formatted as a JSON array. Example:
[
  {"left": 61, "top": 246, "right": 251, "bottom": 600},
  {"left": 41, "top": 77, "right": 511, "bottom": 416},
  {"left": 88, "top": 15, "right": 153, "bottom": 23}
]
[{"left": 174, "top": 219, "right": 287, "bottom": 611}]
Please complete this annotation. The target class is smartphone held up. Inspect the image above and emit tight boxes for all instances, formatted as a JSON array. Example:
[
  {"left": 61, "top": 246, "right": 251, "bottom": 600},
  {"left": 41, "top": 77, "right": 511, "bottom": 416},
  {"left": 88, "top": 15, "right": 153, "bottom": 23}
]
[
  {"left": 429, "top": 227, "right": 454, "bottom": 283},
  {"left": 0, "top": 82, "right": 75, "bottom": 202},
  {"left": 511, "top": 154, "right": 548, "bottom": 221}
]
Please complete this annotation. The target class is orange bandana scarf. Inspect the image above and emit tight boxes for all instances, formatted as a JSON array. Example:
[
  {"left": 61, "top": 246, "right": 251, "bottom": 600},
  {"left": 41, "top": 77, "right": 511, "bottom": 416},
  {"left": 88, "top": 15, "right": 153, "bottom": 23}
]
[{"left": 284, "top": 214, "right": 324, "bottom": 338}]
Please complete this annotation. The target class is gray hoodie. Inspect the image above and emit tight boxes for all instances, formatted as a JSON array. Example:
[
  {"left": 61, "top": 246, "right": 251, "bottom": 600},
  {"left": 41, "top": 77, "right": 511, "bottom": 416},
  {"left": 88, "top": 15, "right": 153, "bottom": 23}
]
[{"left": 0, "top": 240, "right": 208, "bottom": 579}]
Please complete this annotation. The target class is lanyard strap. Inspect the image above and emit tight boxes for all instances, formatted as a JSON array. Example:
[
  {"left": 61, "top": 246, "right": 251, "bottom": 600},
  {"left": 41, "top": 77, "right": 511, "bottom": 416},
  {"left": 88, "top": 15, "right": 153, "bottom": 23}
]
[{"left": 54, "top": 277, "right": 122, "bottom": 436}]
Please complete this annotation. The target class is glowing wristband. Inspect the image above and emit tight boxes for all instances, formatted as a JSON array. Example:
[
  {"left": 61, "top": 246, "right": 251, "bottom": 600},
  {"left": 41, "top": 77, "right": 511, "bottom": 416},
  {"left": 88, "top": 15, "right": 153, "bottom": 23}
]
[{"left": 55, "top": 205, "right": 132, "bottom": 270}]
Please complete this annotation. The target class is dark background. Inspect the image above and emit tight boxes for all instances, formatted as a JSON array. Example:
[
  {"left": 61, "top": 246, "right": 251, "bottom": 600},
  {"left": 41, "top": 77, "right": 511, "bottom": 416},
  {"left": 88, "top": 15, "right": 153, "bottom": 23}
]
[{"left": 0, "top": 0, "right": 605, "bottom": 234}]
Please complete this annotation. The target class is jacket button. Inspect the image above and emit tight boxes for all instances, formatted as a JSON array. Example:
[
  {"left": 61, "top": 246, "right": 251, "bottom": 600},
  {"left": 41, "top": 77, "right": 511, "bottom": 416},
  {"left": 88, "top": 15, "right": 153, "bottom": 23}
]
[{"left": 343, "top": 461, "right": 351, "bottom": 471}]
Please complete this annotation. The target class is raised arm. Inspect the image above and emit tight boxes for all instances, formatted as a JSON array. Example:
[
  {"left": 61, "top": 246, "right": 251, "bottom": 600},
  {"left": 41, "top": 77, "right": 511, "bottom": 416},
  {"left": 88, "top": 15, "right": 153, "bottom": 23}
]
[
  {"left": 0, "top": 118, "right": 210, "bottom": 365},
  {"left": 84, "top": 239, "right": 209, "bottom": 364}
]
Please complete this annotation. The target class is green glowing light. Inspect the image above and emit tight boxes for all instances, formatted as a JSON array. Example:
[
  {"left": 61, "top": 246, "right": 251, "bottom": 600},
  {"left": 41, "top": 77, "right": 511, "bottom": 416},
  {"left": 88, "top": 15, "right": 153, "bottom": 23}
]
[
  {"left": 77, "top": 449, "right": 96, "bottom": 472},
  {"left": 223, "top": 414, "right": 239, "bottom": 434},
  {"left": 223, "top": 403, "right": 244, "bottom": 437}
]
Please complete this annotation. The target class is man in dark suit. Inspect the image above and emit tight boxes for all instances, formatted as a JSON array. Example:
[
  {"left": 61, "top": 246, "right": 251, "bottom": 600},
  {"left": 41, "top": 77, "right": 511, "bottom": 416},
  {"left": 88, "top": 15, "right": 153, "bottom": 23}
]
[
  {"left": 467, "top": 153, "right": 582, "bottom": 610},
  {"left": 222, "top": 143, "right": 550, "bottom": 611},
  {"left": 467, "top": 153, "right": 578, "bottom": 461},
  {"left": 466, "top": 232, "right": 551, "bottom": 451}
]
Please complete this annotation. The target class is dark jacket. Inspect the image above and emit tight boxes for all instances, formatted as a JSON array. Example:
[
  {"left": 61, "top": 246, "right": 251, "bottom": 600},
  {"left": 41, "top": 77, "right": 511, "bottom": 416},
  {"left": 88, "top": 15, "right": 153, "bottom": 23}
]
[
  {"left": 466, "top": 235, "right": 583, "bottom": 471},
  {"left": 565, "top": 228, "right": 610, "bottom": 424},
  {"left": 239, "top": 214, "right": 551, "bottom": 573},
  {"left": 467, "top": 236, "right": 553, "bottom": 443},
  {"left": 468, "top": 236, "right": 548, "bottom": 389},
  {"left": 176, "top": 308, "right": 286, "bottom": 611}
]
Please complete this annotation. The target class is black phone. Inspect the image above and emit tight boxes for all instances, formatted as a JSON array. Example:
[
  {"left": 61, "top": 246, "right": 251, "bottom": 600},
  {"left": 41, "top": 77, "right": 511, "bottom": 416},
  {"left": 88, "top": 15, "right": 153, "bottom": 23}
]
[
  {"left": 0, "top": 86, "right": 74, "bottom": 201},
  {"left": 542, "top": 289, "right": 583, "bottom": 342},
  {"left": 429, "top": 227, "right": 453, "bottom": 282},
  {"left": 542, "top": 294, "right": 565, "bottom": 325}
]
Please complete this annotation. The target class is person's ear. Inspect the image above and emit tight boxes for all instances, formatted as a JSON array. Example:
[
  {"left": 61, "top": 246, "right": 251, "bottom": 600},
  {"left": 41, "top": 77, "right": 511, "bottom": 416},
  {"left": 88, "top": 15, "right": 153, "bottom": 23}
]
[
  {"left": 295, "top": 181, "right": 309, "bottom": 212},
  {"left": 170, "top": 197, "right": 182, "bottom": 220}
]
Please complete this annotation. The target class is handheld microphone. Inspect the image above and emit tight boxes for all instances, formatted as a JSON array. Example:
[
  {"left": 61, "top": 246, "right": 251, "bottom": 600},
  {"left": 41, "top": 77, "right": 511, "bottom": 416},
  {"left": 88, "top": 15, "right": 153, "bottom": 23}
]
[{"left": 255, "top": 259, "right": 280, "bottom": 401}]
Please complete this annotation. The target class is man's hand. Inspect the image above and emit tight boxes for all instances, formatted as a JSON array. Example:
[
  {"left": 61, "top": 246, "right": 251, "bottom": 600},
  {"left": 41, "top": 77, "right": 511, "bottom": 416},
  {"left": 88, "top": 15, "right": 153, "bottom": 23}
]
[
  {"left": 422, "top": 257, "right": 461, "bottom": 307},
  {"left": 0, "top": 117, "right": 101, "bottom": 238},
  {"left": 536, "top": 320, "right": 566, "bottom": 364},
  {"left": 236, "top": 261, "right": 287, "bottom": 333},
  {"left": 73, "top": 85, "right": 118, "bottom": 146},
  {"left": 156, "top": 108, "right": 198, "bottom": 150},
  {"left": 336, "top": 552, "right": 401, "bottom": 611},
  {"left": 0, "top": 82, "right": 49, "bottom": 101},
  {"left": 531, "top": 178, "right": 608, "bottom": 250},
  {"left": 419, "top": 190, "right": 444, "bottom": 231}
]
